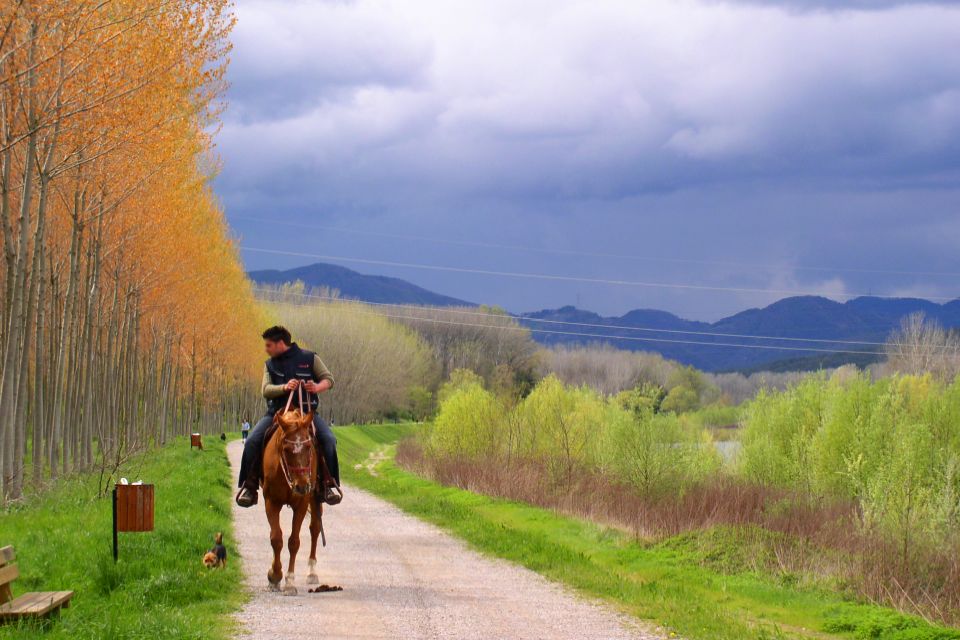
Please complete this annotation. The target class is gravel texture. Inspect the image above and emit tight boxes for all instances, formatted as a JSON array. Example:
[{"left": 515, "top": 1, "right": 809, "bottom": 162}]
[{"left": 228, "top": 440, "right": 662, "bottom": 639}]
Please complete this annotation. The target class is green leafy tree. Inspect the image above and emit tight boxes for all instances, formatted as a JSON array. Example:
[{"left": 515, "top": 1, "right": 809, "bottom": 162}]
[{"left": 615, "top": 383, "right": 666, "bottom": 415}]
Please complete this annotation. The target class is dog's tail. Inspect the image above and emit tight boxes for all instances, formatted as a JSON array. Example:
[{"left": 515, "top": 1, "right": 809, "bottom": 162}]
[{"left": 215, "top": 532, "right": 223, "bottom": 545}]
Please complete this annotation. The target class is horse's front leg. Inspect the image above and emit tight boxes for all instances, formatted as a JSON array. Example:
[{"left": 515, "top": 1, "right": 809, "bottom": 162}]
[
  {"left": 307, "top": 502, "right": 322, "bottom": 585},
  {"left": 284, "top": 502, "right": 308, "bottom": 595},
  {"left": 265, "top": 499, "right": 284, "bottom": 590}
]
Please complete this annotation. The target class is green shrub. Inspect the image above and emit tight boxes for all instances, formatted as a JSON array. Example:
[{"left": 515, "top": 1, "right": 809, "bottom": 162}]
[
  {"left": 515, "top": 375, "right": 605, "bottom": 476},
  {"left": 614, "top": 383, "right": 666, "bottom": 415},
  {"left": 424, "top": 372, "right": 719, "bottom": 496},
  {"left": 424, "top": 377, "right": 505, "bottom": 459},
  {"left": 600, "top": 406, "right": 719, "bottom": 495},
  {"left": 738, "top": 371, "right": 960, "bottom": 549}
]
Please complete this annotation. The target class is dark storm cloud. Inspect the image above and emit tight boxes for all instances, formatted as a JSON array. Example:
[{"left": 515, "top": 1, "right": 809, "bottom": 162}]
[{"left": 218, "top": 0, "right": 960, "bottom": 319}]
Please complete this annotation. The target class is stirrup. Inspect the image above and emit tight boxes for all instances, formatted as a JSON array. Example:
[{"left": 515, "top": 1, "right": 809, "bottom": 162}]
[
  {"left": 235, "top": 486, "right": 259, "bottom": 507},
  {"left": 324, "top": 484, "right": 343, "bottom": 505}
]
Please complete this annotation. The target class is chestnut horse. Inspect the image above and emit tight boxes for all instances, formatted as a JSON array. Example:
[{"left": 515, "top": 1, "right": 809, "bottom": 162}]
[{"left": 261, "top": 384, "right": 324, "bottom": 594}]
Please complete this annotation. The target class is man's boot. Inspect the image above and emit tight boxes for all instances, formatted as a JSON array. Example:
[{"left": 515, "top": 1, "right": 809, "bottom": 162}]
[
  {"left": 236, "top": 478, "right": 259, "bottom": 508},
  {"left": 313, "top": 465, "right": 342, "bottom": 506},
  {"left": 323, "top": 481, "right": 343, "bottom": 506}
]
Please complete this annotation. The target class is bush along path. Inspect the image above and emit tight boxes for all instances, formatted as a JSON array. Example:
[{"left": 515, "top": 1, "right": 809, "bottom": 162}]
[
  {"left": 227, "top": 436, "right": 658, "bottom": 640},
  {"left": 338, "top": 424, "right": 960, "bottom": 640},
  {"left": 0, "top": 436, "right": 244, "bottom": 640}
]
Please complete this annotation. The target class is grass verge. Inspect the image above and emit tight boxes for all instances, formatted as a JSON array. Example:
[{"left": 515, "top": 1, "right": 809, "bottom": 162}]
[
  {"left": 336, "top": 423, "right": 960, "bottom": 640},
  {"left": 0, "top": 436, "right": 243, "bottom": 640}
]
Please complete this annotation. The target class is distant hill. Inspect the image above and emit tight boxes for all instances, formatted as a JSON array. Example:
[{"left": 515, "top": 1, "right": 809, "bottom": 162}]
[
  {"left": 522, "top": 296, "right": 960, "bottom": 372},
  {"left": 249, "top": 261, "right": 959, "bottom": 373},
  {"left": 248, "top": 262, "right": 473, "bottom": 307}
]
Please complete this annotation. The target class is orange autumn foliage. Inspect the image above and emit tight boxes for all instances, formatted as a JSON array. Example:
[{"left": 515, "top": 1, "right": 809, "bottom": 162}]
[{"left": 0, "top": 0, "right": 262, "bottom": 498}]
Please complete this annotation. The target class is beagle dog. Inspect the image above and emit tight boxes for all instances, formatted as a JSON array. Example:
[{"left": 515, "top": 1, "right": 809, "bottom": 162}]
[{"left": 202, "top": 532, "right": 228, "bottom": 568}]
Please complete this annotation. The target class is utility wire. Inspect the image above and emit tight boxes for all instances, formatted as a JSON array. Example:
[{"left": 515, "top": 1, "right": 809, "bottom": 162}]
[
  {"left": 233, "top": 215, "right": 960, "bottom": 279},
  {"left": 242, "top": 246, "right": 959, "bottom": 302},
  {"left": 264, "top": 294, "right": 889, "bottom": 356},
  {"left": 252, "top": 287, "right": 899, "bottom": 348}
]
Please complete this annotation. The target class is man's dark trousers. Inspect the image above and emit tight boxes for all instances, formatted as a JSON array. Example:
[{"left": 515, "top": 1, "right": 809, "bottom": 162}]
[{"left": 238, "top": 413, "right": 339, "bottom": 488}]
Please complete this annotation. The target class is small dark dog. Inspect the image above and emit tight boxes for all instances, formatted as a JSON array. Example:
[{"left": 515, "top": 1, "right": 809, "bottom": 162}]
[{"left": 202, "top": 532, "right": 227, "bottom": 568}]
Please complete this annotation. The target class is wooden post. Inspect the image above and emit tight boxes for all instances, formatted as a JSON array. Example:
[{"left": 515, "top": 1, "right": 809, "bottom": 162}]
[{"left": 112, "top": 487, "right": 118, "bottom": 562}]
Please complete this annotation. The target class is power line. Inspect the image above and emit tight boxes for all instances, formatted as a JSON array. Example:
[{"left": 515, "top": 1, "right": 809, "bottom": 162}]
[
  {"left": 263, "top": 294, "right": 889, "bottom": 357},
  {"left": 232, "top": 215, "right": 960, "bottom": 279},
  {"left": 242, "top": 246, "right": 959, "bottom": 302},
  {"left": 252, "top": 287, "right": 897, "bottom": 347}
]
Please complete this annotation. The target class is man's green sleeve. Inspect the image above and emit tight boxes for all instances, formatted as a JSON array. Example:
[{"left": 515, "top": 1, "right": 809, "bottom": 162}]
[
  {"left": 313, "top": 355, "right": 334, "bottom": 388},
  {"left": 261, "top": 365, "right": 286, "bottom": 399}
]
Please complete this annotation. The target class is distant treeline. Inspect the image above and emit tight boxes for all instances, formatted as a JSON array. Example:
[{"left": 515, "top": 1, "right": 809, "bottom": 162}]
[{"left": 258, "top": 283, "right": 831, "bottom": 423}]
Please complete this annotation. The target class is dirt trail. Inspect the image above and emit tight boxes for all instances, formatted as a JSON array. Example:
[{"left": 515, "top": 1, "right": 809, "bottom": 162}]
[{"left": 228, "top": 440, "right": 661, "bottom": 639}]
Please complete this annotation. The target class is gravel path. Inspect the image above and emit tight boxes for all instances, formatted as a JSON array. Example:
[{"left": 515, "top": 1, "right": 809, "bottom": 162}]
[{"left": 228, "top": 440, "right": 661, "bottom": 640}]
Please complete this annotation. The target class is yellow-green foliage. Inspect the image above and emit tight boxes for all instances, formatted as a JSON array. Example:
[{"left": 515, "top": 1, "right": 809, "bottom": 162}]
[
  {"left": 424, "top": 372, "right": 718, "bottom": 495},
  {"left": 599, "top": 407, "right": 720, "bottom": 495},
  {"left": 739, "top": 372, "right": 960, "bottom": 548},
  {"left": 272, "top": 300, "right": 439, "bottom": 423},
  {"left": 515, "top": 376, "right": 605, "bottom": 471},
  {"left": 425, "top": 372, "right": 505, "bottom": 459}
]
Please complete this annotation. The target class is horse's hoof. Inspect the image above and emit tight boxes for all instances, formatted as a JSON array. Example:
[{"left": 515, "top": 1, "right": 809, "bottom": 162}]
[
  {"left": 267, "top": 572, "right": 282, "bottom": 586},
  {"left": 306, "top": 574, "right": 319, "bottom": 585},
  {"left": 283, "top": 584, "right": 298, "bottom": 596},
  {"left": 268, "top": 582, "right": 281, "bottom": 592}
]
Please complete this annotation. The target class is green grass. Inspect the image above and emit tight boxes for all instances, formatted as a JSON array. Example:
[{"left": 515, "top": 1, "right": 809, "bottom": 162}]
[
  {"left": 0, "top": 436, "right": 243, "bottom": 640},
  {"left": 336, "top": 423, "right": 960, "bottom": 640}
]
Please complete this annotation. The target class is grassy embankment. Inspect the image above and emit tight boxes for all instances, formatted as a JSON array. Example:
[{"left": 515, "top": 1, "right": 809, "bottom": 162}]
[
  {"left": 337, "top": 423, "right": 960, "bottom": 640},
  {"left": 0, "top": 437, "right": 242, "bottom": 640}
]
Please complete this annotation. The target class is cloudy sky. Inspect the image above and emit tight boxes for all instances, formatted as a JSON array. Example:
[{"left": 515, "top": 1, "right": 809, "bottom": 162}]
[{"left": 217, "top": 0, "right": 960, "bottom": 321}]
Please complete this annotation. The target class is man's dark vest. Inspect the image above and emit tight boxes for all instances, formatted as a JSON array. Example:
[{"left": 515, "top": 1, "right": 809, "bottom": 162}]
[{"left": 265, "top": 343, "right": 319, "bottom": 413}]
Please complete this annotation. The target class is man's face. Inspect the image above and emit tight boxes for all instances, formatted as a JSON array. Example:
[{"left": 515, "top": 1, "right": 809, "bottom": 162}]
[{"left": 264, "top": 339, "right": 289, "bottom": 358}]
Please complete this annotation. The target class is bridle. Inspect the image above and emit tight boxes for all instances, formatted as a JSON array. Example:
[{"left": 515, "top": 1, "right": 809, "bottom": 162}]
[{"left": 276, "top": 382, "right": 317, "bottom": 493}]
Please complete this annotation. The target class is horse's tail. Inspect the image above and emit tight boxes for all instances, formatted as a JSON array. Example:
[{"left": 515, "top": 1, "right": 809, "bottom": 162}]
[{"left": 309, "top": 502, "right": 327, "bottom": 547}]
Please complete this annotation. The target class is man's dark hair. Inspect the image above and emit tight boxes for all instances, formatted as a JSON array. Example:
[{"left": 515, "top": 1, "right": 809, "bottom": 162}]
[{"left": 262, "top": 325, "right": 292, "bottom": 345}]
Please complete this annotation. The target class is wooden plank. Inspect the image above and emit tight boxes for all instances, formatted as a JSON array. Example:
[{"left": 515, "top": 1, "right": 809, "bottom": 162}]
[
  {"left": 0, "top": 564, "right": 18, "bottom": 588},
  {"left": 0, "top": 591, "right": 73, "bottom": 619},
  {"left": 126, "top": 485, "right": 136, "bottom": 531},
  {"left": 23, "top": 593, "right": 63, "bottom": 614},
  {"left": 144, "top": 485, "right": 154, "bottom": 531},
  {"left": 117, "top": 485, "right": 131, "bottom": 531},
  {"left": 135, "top": 485, "right": 144, "bottom": 530},
  {"left": 0, "top": 593, "right": 42, "bottom": 618},
  {"left": 0, "top": 547, "right": 14, "bottom": 567},
  {"left": 8, "top": 592, "right": 44, "bottom": 613}
]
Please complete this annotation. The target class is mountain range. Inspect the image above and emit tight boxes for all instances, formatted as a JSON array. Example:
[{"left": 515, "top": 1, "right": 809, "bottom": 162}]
[
  {"left": 249, "top": 262, "right": 472, "bottom": 307},
  {"left": 249, "top": 261, "right": 960, "bottom": 372},
  {"left": 521, "top": 296, "right": 960, "bottom": 372}
]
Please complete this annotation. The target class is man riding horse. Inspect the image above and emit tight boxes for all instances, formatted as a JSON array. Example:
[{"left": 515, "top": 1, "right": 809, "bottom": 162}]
[{"left": 236, "top": 325, "right": 342, "bottom": 508}]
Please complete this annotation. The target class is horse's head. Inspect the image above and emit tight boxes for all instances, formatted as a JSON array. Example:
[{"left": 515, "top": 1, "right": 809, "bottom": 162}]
[{"left": 276, "top": 410, "right": 316, "bottom": 496}]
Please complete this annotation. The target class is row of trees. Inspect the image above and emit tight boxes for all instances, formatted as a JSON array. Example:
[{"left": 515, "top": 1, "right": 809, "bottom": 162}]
[
  {"left": 424, "top": 371, "right": 719, "bottom": 495},
  {"left": 0, "top": 2, "right": 264, "bottom": 501},
  {"left": 257, "top": 285, "right": 960, "bottom": 434},
  {"left": 540, "top": 343, "right": 807, "bottom": 409},
  {"left": 256, "top": 284, "right": 541, "bottom": 423}
]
